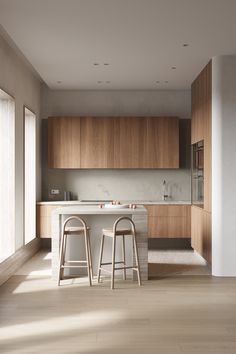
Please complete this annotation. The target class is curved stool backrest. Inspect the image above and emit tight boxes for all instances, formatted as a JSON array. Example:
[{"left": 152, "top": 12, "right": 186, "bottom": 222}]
[
  {"left": 113, "top": 216, "right": 136, "bottom": 235},
  {"left": 58, "top": 215, "right": 92, "bottom": 287},
  {"left": 62, "top": 215, "right": 87, "bottom": 233}
]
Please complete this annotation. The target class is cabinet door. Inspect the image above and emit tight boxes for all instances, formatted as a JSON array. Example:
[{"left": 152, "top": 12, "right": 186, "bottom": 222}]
[
  {"left": 191, "top": 206, "right": 211, "bottom": 263},
  {"left": 36, "top": 205, "right": 62, "bottom": 238},
  {"left": 80, "top": 117, "right": 114, "bottom": 168},
  {"left": 146, "top": 117, "right": 179, "bottom": 168},
  {"left": 114, "top": 117, "right": 147, "bottom": 168},
  {"left": 148, "top": 216, "right": 190, "bottom": 238},
  {"left": 146, "top": 205, "right": 191, "bottom": 238},
  {"left": 48, "top": 117, "right": 81, "bottom": 168}
]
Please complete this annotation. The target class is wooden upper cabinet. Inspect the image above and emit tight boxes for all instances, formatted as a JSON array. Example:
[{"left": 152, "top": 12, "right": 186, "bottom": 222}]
[
  {"left": 146, "top": 117, "right": 179, "bottom": 168},
  {"left": 48, "top": 117, "right": 81, "bottom": 168},
  {"left": 80, "top": 117, "right": 114, "bottom": 168},
  {"left": 47, "top": 116, "right": 179, "bottom": 169},
  {"left": 191, "top": 79, "right": 203, "bottom": 144},
  {"left": 114, "top": 117, "right": 147, "bottom": 168},
  {"left": 191, "top": 60, "right": 212, "bottom": 212},
  {"left": 191, "top": 62, "right": 211, "bottom": 145}
]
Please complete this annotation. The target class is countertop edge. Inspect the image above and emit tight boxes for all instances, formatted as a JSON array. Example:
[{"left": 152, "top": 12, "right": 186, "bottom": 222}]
[{"left": 37, "top": 200, "right": 191, "bottom": 206}]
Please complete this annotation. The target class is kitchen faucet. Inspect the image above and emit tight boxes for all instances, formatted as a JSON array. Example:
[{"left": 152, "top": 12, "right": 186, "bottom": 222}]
[{"left": 162, "top": 180, "right": 169, "bottom": 201}]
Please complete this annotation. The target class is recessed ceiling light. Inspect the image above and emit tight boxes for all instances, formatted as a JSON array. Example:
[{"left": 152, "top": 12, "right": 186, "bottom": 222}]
[
  {"left": 171, "top": 66, "right": 176, "bottom": 69},
  {"left": 97, "top": 81, "right": 102, "bottom": 84},
  {"left": 57, "top": 81, "right": 62, "bottom": 84},
  {"left": 106, "top": 81, "right": 111, "bottom": 84},
  {"left": 104, "top": 63, "right": 110, "bottom": 66},
  {"left": 165, "top": 81, "right": 169, "bottom": 83},
  {"left": 93, "top": 63, "right": 99, "bottom": 66},
  {"left": 182, "top": 43, "right": 189, "bottom": 47},
  {"left": 156, "top": 81, "right": 160, "bottom": 83}
]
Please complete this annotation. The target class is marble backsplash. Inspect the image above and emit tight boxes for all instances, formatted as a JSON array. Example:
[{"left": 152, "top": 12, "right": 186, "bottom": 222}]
[{"left": 43, "top": 169, "right": 191, "bottom": 202}]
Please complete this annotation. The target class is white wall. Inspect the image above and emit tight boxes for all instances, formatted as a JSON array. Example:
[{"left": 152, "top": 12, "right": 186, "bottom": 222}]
[
  {"left": 41, "top": 86, "right": 191, "bottom": 202},
  {"left": 212, "top": 55, "right": 236, "bottom": 276},
  {"left": 0, "top": 33, "right": 41, "bottom": 250}
]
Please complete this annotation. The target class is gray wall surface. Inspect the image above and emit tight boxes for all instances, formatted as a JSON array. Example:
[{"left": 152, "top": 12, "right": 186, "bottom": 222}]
[{"left": 41, "top": 86, "right": 191, "bottom": 118}]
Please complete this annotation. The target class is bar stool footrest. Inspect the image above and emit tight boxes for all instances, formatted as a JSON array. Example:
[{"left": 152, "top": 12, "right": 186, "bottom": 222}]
[
  {"left": 100, "top": 261, "right": 125, "bottom": 266},
  {"left": 65, "top": 260, "right": 88, "bottom": 263},
  {"left": 62, "top": 265, "right": 89, "bottom": 268},
  {"left": 114, "top": 266, "right": 138, "bottom": 271}
]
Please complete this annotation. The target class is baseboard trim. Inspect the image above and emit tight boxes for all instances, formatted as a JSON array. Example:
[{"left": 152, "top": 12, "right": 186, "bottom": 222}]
[{"left": 0, "top": 238, "right": 41, "bottom": 286}]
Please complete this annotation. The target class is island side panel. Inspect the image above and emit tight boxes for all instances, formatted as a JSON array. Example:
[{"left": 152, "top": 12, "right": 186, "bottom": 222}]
[
  {"left": 51, "top": 212, "right": 62, "bottom": 280},
  {"left": 132, "top": 213, "right": 148, "bottom": 281}
]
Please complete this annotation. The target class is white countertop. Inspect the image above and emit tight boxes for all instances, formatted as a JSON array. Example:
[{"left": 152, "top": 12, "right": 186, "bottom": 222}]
[
  {"left": 37, "top": 200, "right": 191, "bottom": 205},
  {"left": 52, "top": 205, "right": 147, "bottom": 215}
]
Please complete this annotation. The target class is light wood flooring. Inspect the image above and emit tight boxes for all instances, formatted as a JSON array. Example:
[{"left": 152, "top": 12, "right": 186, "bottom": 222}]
[{"left": 0, "top": 252, "right": 236, "bottom": 354}]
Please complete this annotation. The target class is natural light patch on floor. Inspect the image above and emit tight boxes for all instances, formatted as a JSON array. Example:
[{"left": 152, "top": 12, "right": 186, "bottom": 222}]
[
  {"left": 0, "top": 310, "right": 126, "bottom": 341},
  {"left": 12, "top": 275, "right": 98, "bottom": 294},
  {"left": 15, "top": 251, "right": 52, "bottom": 276}
]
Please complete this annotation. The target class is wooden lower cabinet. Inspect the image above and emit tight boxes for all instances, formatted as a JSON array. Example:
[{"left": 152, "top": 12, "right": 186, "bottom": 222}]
[
  {"left": 36, "top": 205, "right": 63, "bottom": 238},
  {"left": 146, "top": 205, "right": 191, "bottom": 238},
  {"left": 191, "top": 205, "right": 211, "bottom": 264}
]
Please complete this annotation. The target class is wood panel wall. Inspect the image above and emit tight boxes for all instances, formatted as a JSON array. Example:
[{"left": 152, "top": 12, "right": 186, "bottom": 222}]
[
  {"left": 191, "top": 61, "right": 212, "bottom": 212},
  {"left": 191, "top": 60, "right": 212, "bottom": 263}
]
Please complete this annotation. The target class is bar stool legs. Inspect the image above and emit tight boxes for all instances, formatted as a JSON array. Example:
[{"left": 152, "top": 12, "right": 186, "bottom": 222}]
[
  {"left": 87, "top": 231, "right": 93, "bottom": 279},
  {"left": 122, "top": 235, "right": 126, "bottom": 280},
  {"left": 133, "top": 230, "right": 141, "bottom": 286},
  {"left": 58, "top": 216, "right": 93, "bottom": 286},
  {"left": 97, "top": 234, "right": 105, "bottom": 284},
  {"left": 84, "top": 229, "right": 92, "bottom": 287},
  {"left": 97, "top": 217, "right": 142, "bottom": 289},
  {"left": 111, "top": 234, "right": 116, "bottom": 290}
]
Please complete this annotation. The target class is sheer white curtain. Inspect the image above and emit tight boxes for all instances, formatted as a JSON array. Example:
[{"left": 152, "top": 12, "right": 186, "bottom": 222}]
[
  {"left": 24, "top": 108, "right": 36, "bottom": 244},
  {"left": 0, "top": 91, "right": 15, "bottom": 262}
]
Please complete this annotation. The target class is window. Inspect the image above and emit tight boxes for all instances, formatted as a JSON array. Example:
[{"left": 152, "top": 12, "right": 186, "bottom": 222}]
[
  {"left": 0, "top": 89, "right": 15, "bottom": 262},
  {"left": 24, "top": 107, "right": 36, "bottom": 244}
]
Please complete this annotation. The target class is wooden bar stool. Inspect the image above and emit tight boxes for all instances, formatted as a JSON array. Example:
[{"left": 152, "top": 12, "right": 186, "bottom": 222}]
[
  {"left": 58, "top": 216, "right": 93, "bottom": 286},
  {"left": 97, "top": 216, "right": 141, "bottom": 289}
]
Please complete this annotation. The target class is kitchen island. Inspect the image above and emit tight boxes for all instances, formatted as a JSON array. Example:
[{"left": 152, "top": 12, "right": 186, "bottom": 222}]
[{"left": 51, "top": 205, "right": 148, "bottom": 281}]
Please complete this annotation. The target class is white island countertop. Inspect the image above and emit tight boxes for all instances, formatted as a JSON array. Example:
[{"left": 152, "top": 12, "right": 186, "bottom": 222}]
[
  {"left": 53, "top": 205, "right": 148, "bottom": 215},
  {"left": 38, "top": 200, "right": 191, "bottom": 205}
]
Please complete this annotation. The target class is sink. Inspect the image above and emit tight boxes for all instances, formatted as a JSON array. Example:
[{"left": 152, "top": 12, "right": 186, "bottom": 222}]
[{"left": 104, "top": 204, "right": 129, "bottom": 209}]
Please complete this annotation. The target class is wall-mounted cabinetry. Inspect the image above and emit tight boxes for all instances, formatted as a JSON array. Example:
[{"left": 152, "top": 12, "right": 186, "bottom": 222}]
[
  {"left": 48, "top": 116, "right": 179, "bottom": 169},
  {"left": 80, "top": 117, "right": 114, "bottom": 168},
  {"left": 191, "top": 61, "right": 212, "bottom": 264},
  {"left": 146, "top": 205, "right": 191, "bottom": 238},
  {"left": 48, "top": 117, "right": 81, "bottom": 169}
]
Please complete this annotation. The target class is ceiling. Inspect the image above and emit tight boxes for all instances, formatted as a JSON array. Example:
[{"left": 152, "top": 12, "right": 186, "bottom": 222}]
[{"left": 0, "top": 0, "right": 236, "bottom": 90}]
